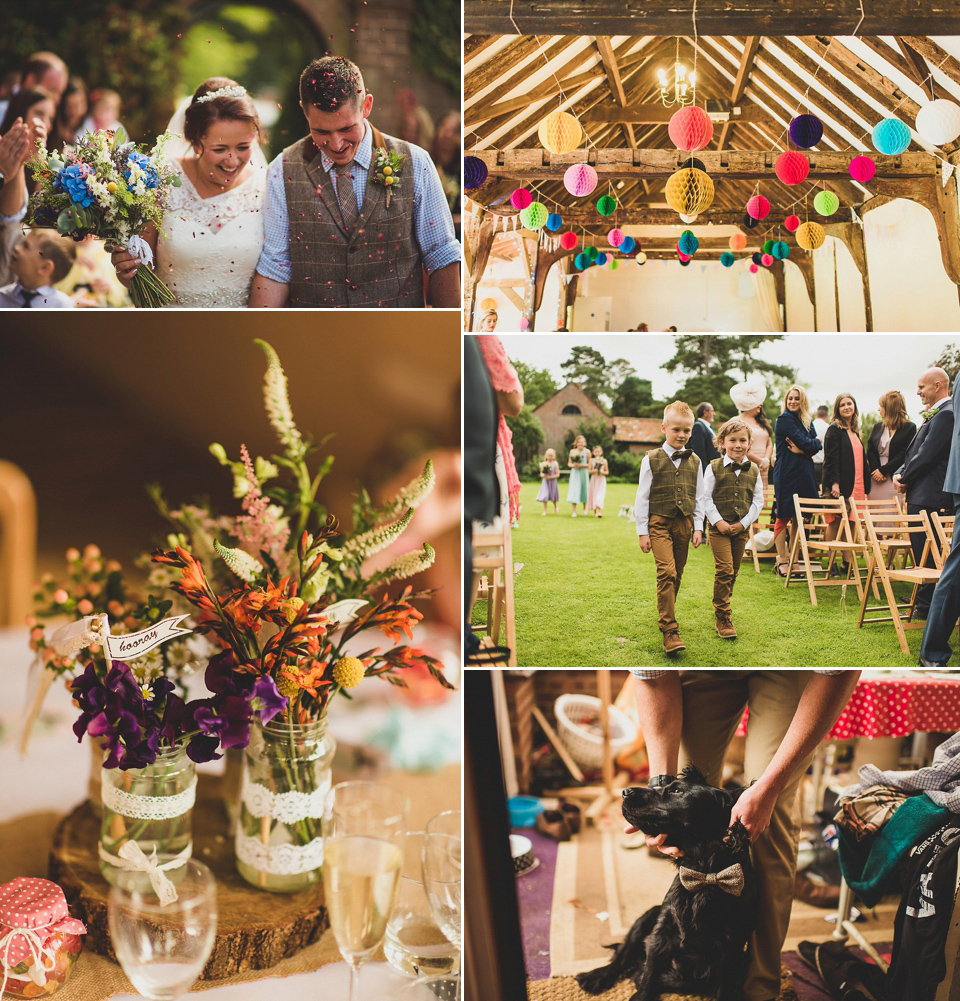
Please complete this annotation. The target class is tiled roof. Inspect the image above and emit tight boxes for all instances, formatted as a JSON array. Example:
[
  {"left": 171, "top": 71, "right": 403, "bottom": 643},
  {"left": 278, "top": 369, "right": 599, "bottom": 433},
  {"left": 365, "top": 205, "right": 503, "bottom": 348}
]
[{"left": 611, "top": 418, "right": 663, "bottom": 443}]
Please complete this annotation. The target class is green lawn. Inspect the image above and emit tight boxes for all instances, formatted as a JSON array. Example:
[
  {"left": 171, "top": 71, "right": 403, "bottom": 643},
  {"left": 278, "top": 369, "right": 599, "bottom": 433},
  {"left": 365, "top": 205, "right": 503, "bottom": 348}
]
[{"left": 474, "top": 481, "right": 934, "bottom": 667}]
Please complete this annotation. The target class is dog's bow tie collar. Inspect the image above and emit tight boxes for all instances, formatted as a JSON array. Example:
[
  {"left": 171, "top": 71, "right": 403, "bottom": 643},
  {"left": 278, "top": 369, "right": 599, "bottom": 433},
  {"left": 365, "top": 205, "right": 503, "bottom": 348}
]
[{"left": 678, "top": 862, "right": 744, "bottom": 896}]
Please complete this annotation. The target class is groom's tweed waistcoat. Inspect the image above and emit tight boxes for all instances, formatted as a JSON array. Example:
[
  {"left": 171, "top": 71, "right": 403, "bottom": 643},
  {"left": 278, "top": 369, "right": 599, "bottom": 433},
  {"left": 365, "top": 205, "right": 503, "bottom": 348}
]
[
  {"left": 281, "top": 125, "right": 423, "bottom": 307},
  {"left": 709, "top": 458, "right": 759, "bottom": 522},
  {"left": 647, "top": 448, "right": 698, "bottom": 518}
]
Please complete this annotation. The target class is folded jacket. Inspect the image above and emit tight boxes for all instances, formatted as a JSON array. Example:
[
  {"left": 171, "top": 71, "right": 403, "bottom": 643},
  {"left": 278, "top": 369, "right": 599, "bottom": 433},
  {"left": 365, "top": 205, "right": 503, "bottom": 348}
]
[{"left": 835, "top": 784, "right": 912, "bottom": 842}]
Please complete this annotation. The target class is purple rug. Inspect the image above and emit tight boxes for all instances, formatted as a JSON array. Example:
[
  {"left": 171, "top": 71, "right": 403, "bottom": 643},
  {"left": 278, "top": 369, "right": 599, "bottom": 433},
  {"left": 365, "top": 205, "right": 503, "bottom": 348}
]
[
  {"left": 783, "top": 943, "right": 892, "bottom": 1001},
  {"left": 512, "top": 825, "right": 559, "bottom": 980}
]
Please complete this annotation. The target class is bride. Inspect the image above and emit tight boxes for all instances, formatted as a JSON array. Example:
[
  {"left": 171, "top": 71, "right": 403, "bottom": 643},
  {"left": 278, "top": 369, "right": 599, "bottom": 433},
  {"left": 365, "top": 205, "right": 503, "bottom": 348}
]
[{"left": 112, "top": 77, "right": 266, "bottom": 307}]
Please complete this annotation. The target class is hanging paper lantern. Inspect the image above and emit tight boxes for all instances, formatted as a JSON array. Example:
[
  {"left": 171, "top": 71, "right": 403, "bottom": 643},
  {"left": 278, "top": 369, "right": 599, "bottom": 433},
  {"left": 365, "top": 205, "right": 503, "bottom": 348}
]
[
  {"left": 636, "top": 252, "right": 647, "bottom": 265},
  {"left": 678, "top": 231, "right": 699, "bottom": 256},
  {"left": 682, "top": 157, "right": 706, "bottom": 172},
  {"left": 480, "top": 297, "right": 497, "bottom": 311},
  {"left": 563, "top": 163, "right": 598, "bottom": 197},
  {"left": 463, "top": 156, "right": 488, "bottom": 190},
  {"left": 597, "top": 195, "right": 617, "bottom": 216},
  {"left": 762, "top": 239, "right": 775, "bottom": 255},
  {"left": 872, "top": 118, "right": 910, "bottom": 155},
  {"left": 813, "top": 190, "right": 839, "bottom": 217},
  {"left": 585, "top": 245, "right": 599, "bottom": 260},
  {"left": 796, "top": 221, "right": 826, "bottom": 251},
  {"left": 537, "top": 111, "right": 582, "bottom": 154},
  {"left": 559, "top": 231, "right": 578, "bottom": 250},
  {"left": 574, "top": 253, "right": 590, "bottom": 270},
  {"left": 761, "top": 253, "right": 774, "bottom": 266},
  {"left": 742, "top": 213, "right": 759, "bottom": 229},
  {"left": 751, "top": 252, "right": 763, "bottom": 265},
  {"left": 668, "top": 106, "right": 714, "bottom": 152},
  {"left": 510, "top": 187, "right": 533, "bottom": 211},
  {"left": 789, "top": 114, "right": 824, "bottom": 149},
  {"left": 596, "top": 252, "right": 608, "bottom": 266},
  {"left": 749, "top": 263, "right": 759, "bottom": 273},
  {"left": 772, "top": 241, "right": 790, "bottom": 260},
  {"left": 720, "top": 252, "right": 735, "bottom": 267},
  {"left": 679, "top": 213, "right": 699, "bottom": 224},
  {"left": 607, "top": 227, "right": 625, "bottom": 248},
  {"left": 545, "top": 212, "right": 563, "bottom": 232},
  {"left": 677, "top": 249, "right": 691, "bottom": 262},
  {"left": 729, "top": 232, "right": 747, "bottom": 251},
  {"left": 679, "top": 259, "right": 691, "bottom": 267},
  {"left": 665, "top": 168, "right": 715, "bottom": 215},
  {"left": 620, "top": 236, "right": 636, "bottom": 255},
  {"left": 915, "top": 100, "right": 960, "bottom": 146},
  {"left": 519, "top": 201, "right": 548, "bottom": 229},
  {"left": 609, "top": 258, "right": 619, "bottom": 270},
  {"left": 774, "top": 150, "right": 810, "bottom": 186},
  {"left": 784, "top": 214, "right": 801, "bottom": 232},
  {"left": 849, "top": 156, "right": 876, "bottom": 183},
  {"left": 746, "top": 195, "right": 770, "bottom": 220}
]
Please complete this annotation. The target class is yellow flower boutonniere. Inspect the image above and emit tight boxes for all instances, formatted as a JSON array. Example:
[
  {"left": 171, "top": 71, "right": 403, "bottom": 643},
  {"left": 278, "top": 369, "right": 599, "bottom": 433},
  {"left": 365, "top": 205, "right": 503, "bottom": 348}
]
[{"left": 373, "top": 147, "right": 404, "bottom": 208}]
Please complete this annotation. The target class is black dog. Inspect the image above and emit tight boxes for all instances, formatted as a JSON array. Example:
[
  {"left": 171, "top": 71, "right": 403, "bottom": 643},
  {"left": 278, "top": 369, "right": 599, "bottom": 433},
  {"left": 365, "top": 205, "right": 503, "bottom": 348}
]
[{"left": 575, "top": 766, "right": 758, "bottom": 1001}]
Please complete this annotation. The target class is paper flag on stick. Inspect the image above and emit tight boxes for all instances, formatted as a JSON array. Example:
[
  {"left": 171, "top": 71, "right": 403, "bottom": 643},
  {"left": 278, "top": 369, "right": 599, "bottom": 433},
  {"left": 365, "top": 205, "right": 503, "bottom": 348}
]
[
  {"left": 942, "top": 161, "right": 955, "bottom": 189},
  {"left": 104, "top": 615, "right": 192, "bottom": 661}
]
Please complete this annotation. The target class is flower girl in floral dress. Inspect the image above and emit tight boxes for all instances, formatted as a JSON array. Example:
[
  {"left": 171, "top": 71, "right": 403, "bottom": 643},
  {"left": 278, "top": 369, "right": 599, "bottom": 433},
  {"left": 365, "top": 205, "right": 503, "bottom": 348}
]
[
  {"left": 536, "top": 448, "right": 560, "bottom": 514},
  {"left": 587, "top": 445, "right": 608, "bottom": 517}
]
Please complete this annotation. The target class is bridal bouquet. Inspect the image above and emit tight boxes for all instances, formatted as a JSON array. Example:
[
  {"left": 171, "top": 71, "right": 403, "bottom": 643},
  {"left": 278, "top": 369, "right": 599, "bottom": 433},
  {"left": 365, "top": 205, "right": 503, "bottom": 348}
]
[{"left": 28, "top": 127, "right": 180, "bottom": 307}]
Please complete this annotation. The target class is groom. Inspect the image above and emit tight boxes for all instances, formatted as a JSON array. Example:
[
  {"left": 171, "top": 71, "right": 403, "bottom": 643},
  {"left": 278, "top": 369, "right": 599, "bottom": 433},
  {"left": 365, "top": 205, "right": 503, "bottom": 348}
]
[{"left": 250, "top": 56, "right": 460, "bottom": 308}]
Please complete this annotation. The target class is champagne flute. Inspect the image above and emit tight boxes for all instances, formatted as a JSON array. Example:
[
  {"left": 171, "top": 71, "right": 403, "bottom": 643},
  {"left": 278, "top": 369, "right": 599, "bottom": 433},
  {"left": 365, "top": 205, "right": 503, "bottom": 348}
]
[
  {"left": 421, "top": 810, "right": 461, "bottom": 951},
  {"left": 323, "top": 781, "right": 408, "bottom": 1001},
  {"left": 107, "top": 858, "right": 216, "bottom": 1000}
]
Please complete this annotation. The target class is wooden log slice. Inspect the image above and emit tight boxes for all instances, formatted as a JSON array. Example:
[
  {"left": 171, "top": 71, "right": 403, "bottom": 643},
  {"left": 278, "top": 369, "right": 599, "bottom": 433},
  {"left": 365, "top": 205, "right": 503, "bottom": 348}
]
[{"left": 48, "top": 774, "right": 328, "bottom": 979}]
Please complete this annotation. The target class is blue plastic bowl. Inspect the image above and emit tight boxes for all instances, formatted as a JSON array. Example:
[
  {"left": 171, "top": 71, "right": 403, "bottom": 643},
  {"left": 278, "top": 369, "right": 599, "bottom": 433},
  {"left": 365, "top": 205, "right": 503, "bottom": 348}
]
[{"left": 507, "top": 795, "right": 542, "bottom": 827}]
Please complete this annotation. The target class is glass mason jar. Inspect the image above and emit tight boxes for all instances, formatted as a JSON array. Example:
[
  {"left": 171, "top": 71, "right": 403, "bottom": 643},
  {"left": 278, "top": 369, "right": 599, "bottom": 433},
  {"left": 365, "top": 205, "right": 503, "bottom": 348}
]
[
  {"left": 235, "top": 717, "right": 336, "bottom": 892},
  {"left": 98, "top": 747, "right": 196, "bottom": 886}
]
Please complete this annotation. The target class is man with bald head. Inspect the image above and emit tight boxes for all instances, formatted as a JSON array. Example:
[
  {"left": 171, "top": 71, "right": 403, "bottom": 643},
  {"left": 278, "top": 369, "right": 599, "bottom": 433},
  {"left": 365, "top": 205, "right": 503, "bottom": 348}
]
[
  {"left": 0, "top": 52, "right": 68, "bottom": 121},
  {"left": 894, "top": 366, "right": 954, "bottom": 619}
]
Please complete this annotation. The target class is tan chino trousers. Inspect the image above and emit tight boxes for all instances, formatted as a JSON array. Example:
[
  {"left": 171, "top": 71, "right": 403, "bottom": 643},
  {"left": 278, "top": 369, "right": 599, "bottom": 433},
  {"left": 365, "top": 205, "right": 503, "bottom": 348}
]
[
  {"left": 647, "top": 513, "right": 693, "bottom": 632},
  {"left": 677, "top": 671, "right": 815, "bottom": 1001},
  {"left": 708, "top": 527, "right": 749, "bottom": 618}
]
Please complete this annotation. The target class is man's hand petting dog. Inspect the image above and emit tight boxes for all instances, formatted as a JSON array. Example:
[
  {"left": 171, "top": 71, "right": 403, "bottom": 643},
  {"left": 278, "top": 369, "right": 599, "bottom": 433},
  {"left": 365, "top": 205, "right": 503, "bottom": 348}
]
[{"left": 581, "top": 767, "right": 759, "bottom": 1001}]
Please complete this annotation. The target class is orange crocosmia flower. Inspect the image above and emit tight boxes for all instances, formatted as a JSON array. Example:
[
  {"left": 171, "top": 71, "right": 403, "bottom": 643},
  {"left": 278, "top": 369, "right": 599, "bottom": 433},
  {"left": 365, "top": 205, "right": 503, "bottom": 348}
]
[
  {"left": 281, "top": 662, "right": 333, "bottom": 698},
  {"left": 380, "top": 604, "right": 423, "bottom": 644}
]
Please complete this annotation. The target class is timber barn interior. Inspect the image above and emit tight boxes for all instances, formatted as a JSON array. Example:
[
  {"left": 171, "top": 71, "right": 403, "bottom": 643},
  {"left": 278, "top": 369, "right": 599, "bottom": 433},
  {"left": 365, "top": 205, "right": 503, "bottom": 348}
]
[{"left": 463, "top": 3, "right": 960, "bottom": 332}]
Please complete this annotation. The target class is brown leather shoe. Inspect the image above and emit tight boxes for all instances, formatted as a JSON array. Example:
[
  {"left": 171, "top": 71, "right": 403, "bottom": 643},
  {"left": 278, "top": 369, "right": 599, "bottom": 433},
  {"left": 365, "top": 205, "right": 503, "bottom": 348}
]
[
  {"left": 794, "top": 871, "right": 841, "bottom": 908},
  {"left": 662, "top": 629, "right": 686, "bottom": 655},
  {"left": 716, "top": 615, "right": 737, "bottom": 639},
  {"left": 559, "top": 800, "right": 582, "bottom": 835},
  {"left": 535, "top": 809, "right": 572, "bottom": 841}
]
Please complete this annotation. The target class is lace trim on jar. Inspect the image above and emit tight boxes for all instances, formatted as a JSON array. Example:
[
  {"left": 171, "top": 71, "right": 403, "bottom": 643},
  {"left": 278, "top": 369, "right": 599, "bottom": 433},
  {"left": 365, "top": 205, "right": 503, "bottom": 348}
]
[
  {"left": 240, "top": 772, "right": 330, "bottom": 824},
  {"left": 234, "top": 832, "right": 325, "bottom": 875},
  {"left": 101, "top": 776, "right": 197, "bottom": 820}
]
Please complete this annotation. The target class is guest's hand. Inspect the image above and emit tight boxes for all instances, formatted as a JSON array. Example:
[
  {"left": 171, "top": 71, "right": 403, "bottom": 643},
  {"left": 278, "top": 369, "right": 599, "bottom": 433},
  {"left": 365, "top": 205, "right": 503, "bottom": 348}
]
[
  {"left": 893, "top": 474, "right": 905, "bottom": 494},
  {"left": 692, "top": 530, "right": 703, "bottom": 548},
  {"left": 0, "top": 120, "right": 31, "bottom": 177},
  {"left": 715, "top": 519, "right": 732, "bottom": 534},
  {"left": 831, "top": 483, "right": 841, "bottom": 498},
  {"left": 872, "top": 470, "right": 887, "bottom": 482},
  {"left": 638, "top": 534, "right": 651, "bottom": 553},
  {"left": 729, "top": 521, "right": 744, "bottom": 534},
  {"left": 644, "top": 832, "right": 683, "bottom": 858}
]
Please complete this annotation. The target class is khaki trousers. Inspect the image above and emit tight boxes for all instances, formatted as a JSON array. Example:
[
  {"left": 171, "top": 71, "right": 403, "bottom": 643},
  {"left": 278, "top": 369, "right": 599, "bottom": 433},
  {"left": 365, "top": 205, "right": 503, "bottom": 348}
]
[
  {"left": 647, "top": 513, "right": 693, "bottom": 632},
  {"left": 708, "top": 528, "right": 749, "bottom": 618},
  {"left": 677, "top": 671, "right": 815, "bottom": 1001}
]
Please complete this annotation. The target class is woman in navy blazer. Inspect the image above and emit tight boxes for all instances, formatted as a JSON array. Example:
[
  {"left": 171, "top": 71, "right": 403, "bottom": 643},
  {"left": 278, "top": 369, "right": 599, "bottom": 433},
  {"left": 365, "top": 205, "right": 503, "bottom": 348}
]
[
  {"left": 772, "top": 385, "right": 823, "bottom": 575},
  {"left": 866, "top": 390, "right": 916, "bottom": 503}
]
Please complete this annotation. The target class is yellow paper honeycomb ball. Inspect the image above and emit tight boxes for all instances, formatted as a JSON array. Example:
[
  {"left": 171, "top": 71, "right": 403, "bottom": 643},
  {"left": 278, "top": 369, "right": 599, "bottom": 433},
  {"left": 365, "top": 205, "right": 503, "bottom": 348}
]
[
  {"left": 796, "top": 221, "right": 825, "bottom": 251},
  {"left": 537, "top": 111, "right": 582, "bottom": 154}
]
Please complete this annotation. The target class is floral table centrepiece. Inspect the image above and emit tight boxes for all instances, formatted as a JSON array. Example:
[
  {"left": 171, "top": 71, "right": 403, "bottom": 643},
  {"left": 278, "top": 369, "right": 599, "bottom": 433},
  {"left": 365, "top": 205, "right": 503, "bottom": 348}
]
[
  {"left": 28, "top": 127, "right": 181, "bottom": 307},
  {"left": 146, "top": 339, "right": 452, "bottom": 891}
]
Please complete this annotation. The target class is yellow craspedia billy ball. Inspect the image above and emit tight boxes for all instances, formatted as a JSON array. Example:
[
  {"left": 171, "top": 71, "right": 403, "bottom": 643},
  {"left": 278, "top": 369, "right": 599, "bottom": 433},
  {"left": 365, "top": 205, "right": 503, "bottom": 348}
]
[
  {"left": 795, "top": 221, "right": 826, "bottom": 251},
  {"left": 275, "top": 673, "right": 300, "bottom": 698},
  {"left": 333, "top": 656, "right": 365, "bottom": 688},
  {"left": 385, "top": 176, "right": 395, "bottom": 185},
  {"left": 106, "top": 181, "right": 118, "bottom": 193},
  {"left": 383, "top": 165, "right": 393, "bottom": 175},
  {"left": 538, "top": 111, "right": 582, "bottom": 154},
  {"left": 664, "top": 168, "right": 715, "bottom": 216}
]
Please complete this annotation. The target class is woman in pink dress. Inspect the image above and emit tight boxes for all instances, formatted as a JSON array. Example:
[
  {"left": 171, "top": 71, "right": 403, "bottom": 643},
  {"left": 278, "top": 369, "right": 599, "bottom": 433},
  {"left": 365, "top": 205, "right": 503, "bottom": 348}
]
[
  {"left": 822, "top": 393, "right": 870, "bottom": 571},
  {"left": 475, "top": 335, "right": 523, "bottom": 525}
]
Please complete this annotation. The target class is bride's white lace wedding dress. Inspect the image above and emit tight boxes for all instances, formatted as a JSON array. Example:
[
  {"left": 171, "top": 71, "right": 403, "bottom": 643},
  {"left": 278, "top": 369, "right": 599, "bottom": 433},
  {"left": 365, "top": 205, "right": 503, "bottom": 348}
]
[{"left": 155, "top": 161, "right": 265, "bottom": 307}]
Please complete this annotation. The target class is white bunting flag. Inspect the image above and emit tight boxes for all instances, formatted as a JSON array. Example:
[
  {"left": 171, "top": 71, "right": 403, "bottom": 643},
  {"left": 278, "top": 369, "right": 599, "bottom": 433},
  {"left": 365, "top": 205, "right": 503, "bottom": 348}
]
[
  {"left": 104, "top": 615, "right": 193, "bottom": 661},
  {"left": 942, "top": 160, "right": 955, "bottom": 189}
]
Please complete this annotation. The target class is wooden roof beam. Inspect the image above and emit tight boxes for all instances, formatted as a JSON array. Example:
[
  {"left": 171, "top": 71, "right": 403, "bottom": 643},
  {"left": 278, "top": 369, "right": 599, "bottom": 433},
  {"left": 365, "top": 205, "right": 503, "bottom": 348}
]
[
  {"left": 595, "top": 35, "right": 637, "bottom": 148},
  {"left": 895, "top": 36, "right": 934, "bottom": 99},
  {"left": 463, "top": 1, "right": 960, "bottom": 37},
  {"left": 581, "top": 105, "right": 780, "bottom": 126},
  {"left": 718, "top": 35, "right": 761, "bottom": 148},
  {"left": 901, "top": 36, "right": 960, "bottom": 91}
]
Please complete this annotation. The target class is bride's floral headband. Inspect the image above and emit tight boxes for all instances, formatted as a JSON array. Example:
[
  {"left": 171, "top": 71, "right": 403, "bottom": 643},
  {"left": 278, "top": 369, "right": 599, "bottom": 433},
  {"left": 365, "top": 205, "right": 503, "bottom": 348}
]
[{"left": 195, "top": 85, "right": 248, "bottom": 104}]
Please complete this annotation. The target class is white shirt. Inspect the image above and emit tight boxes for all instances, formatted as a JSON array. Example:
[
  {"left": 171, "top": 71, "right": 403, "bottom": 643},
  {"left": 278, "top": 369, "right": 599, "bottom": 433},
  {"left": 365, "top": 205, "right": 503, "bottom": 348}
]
[
  {"left": 634, "top": 444, "right": 706, "bottom": 535},
  {"left": 812, "top": 418, "right": 829, "bottom": 461},
  {"left": 703, "top": 456, "right": 766, "bottom": 529},
  {"left": 0, "top": 281, "right": 74, "bottom": 308}
]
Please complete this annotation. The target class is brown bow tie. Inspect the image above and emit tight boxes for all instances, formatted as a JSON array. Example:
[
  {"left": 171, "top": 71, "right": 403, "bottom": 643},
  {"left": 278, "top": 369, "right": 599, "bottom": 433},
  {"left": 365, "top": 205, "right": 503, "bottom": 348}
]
[
  {"left": 678, "top": 862, "right": 745, "bottom": 896},
  {"left": 673, "top": 449, "right": 693, "bottom": 459}
]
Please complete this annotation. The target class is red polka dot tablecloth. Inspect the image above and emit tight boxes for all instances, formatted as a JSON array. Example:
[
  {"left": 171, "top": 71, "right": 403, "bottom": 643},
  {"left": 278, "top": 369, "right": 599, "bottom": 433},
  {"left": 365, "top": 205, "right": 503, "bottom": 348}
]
[{"left": 736, "top": 675, "right": 960, "bottom": 739}]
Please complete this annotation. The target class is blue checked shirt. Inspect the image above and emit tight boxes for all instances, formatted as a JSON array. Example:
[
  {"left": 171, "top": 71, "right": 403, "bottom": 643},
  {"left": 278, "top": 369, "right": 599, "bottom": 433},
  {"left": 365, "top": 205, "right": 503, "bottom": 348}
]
[
  {"left": 256, "top": 123, "right": 461, "bottom": 283},
  {"left": 631, "top": 670, "right": 846, "bottom": 678}
]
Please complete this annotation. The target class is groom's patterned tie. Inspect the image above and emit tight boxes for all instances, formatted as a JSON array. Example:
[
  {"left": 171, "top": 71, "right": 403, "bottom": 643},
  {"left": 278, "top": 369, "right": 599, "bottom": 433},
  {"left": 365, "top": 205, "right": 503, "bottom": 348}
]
[{"left": 335, "top": 162, "right": 359, "bottom": 232}]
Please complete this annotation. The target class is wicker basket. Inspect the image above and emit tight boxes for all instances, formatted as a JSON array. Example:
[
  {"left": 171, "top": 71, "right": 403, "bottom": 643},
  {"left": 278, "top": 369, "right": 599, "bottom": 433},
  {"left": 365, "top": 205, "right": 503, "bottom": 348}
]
[{"left": 554, "top": 694, "right": 637, "bottom": 771}]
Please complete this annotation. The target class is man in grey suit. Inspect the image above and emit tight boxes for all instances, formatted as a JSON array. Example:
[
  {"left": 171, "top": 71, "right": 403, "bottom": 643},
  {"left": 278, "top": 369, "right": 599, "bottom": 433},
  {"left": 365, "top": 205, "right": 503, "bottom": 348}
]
[
  {"left": 894, "top": 367, "right": 954, "bottom": 620},
  {"left": 690, "top": 402, "right": 720, "bottom": 534},
  {"left": 920, "top": 369, "right": 960, "bottom": 664}
]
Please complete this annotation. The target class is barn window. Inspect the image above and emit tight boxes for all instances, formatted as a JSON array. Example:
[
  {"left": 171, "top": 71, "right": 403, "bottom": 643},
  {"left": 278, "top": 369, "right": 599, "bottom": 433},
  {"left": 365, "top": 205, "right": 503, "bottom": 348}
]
[{"left": 562, "top": 405, "right": 581, "bottom": 414}]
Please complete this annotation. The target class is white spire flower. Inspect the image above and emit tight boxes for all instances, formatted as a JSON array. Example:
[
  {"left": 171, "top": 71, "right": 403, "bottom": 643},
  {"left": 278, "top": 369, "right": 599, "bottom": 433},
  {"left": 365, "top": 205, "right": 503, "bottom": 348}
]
[
  {"left": 255, "top": 339, "right": 304, "bottom": 456},
  {"left": 343, "top": 509, "right": 414, "bottom": 559},
  {"left": 214, "top": 541, "right": 263, "bottom": 582},
  {"left": 380, "top": 544, "right": 436, "bottom": 583},
  {"left": 382, "top": 460, "right": 435, "bottom": 517}
]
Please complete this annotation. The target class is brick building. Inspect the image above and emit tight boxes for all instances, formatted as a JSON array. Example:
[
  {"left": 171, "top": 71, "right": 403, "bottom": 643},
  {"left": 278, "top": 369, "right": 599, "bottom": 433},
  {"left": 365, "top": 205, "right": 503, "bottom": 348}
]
[
  {"left": 611, "top": 417, "right": 664, "bottom": 454},
  {"left": 532, "top": 382, "right": 609, "bottom": 455}
]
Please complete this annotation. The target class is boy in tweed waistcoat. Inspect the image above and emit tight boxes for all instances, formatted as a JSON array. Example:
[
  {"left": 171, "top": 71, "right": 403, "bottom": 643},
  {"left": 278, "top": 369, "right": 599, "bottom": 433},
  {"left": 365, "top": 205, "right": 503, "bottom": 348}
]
[
  {"left": 703, "top": 417, "right": 765, "bottom": 640},
  {"left": 635, "top": 401, "right": 705, "bottom": 656}
]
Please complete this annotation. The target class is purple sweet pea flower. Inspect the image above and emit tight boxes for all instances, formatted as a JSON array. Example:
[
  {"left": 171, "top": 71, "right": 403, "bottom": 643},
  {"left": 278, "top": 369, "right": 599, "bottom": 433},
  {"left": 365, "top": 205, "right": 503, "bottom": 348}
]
[
  {"left": 185, "top": 733, "right": 222, "bottom": 764},
  {"left": 252, "top": 674, "right": 288, "bottom": 724},
  {"left": 192, "top": 695, "right": 251, "bottom": 750}
]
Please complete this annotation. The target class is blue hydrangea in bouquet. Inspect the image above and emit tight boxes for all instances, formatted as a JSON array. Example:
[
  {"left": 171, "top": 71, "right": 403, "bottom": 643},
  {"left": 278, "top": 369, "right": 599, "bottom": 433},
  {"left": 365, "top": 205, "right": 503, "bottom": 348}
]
[{"left": 28, "top": 127, "right": 181, "bottom": 307}]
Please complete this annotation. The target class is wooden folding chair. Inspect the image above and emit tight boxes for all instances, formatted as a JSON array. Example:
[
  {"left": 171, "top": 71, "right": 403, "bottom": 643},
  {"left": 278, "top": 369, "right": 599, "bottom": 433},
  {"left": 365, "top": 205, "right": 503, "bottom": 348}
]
[
  {"left": 932, "top": 511, "right": 955, "bottom": 563},
  {"left": 747, "top": 485, "right": 777, "bottom": 572},
  {"left": 471, "top": 519, "right": 517, "bottom": 666},
  {"left": 858, "top": 508, "right": 943, "bottom": 654},
  {"left": 784, "top": 495, "right": 867, "bottom": 605},
  {"left": 850, "top": 497, "right": 913, "bottom": 569}
]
